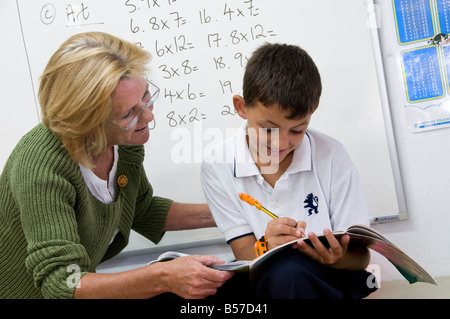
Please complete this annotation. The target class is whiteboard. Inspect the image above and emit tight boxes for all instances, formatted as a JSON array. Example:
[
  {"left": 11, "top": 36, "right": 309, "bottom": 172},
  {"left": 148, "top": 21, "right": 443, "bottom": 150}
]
[{"left": 8, "top": 0, "right": 404, "bottom": 250}]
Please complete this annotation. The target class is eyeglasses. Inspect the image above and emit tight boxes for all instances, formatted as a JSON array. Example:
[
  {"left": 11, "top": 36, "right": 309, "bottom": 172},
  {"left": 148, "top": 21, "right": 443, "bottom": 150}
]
[{"left": 111, "top": 80, "right": 160, "bottom": 131}]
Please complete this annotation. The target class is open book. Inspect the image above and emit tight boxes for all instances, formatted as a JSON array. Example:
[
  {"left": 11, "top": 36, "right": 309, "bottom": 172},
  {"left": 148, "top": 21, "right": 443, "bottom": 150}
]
[
  {"left": 148, "top": 251, "right": 252, "bottom": 272},
  {"left": 148, "top": 224, "right": 437, "bottom": 285}
]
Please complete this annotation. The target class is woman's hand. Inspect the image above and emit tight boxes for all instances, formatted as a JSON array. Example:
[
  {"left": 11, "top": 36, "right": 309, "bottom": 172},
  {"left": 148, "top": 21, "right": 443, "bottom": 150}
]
[
  {"left": 74, "top": 254, "right": 233, "bottom": 299},
  {"left": 162, "top": 255, "right": 234, "bottom": 299}
]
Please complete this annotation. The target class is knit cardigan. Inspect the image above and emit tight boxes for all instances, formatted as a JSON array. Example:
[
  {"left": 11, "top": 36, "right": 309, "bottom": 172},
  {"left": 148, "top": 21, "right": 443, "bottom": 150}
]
[{"left": 0, "top": 124, "right": 172, "bottom": 298}]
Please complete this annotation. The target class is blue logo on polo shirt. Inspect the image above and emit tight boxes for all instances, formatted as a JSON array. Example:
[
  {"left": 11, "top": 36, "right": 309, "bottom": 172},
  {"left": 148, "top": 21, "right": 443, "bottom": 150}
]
[{"left": 304, "top": 193, "right": 319, "bottom": 216}]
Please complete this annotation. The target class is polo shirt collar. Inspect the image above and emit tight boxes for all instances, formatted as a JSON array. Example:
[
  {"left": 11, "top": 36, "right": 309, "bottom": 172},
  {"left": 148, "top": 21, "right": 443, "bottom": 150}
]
[
  {"left": 234, "top": 121, "right": 312, "bottom": 178},
  {"left": 286, "top": 132, "right": 312, "bottom": 174}
]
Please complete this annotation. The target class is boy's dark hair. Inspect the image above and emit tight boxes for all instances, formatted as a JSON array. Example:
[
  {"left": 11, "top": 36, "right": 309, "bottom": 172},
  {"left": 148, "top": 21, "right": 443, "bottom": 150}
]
[{"left": 243, "top": 43, "right": 322, "bottom": 119}]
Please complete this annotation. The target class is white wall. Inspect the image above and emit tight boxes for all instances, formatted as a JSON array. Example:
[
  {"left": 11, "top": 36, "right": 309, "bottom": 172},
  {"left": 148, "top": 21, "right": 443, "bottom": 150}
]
[{"left": 369, "top": 101, "right": 450, "bottom": 282}]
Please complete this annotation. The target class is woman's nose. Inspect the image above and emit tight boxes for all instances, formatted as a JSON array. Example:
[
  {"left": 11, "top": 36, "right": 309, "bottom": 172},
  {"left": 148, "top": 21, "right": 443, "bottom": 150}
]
[{"left": 141, "top": 105, "right": 154, "bottom": 123}]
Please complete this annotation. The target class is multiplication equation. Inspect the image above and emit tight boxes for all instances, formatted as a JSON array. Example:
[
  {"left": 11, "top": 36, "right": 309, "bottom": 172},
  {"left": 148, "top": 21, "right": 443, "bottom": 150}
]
[
  {"left": 207, "top": 24, "right": 276, "bottom": 48},
  {"left": 199, "top": 0, "right": 260, "bottom": 24},
  {"left": 120, "top": 0, "right": 277, "bottom": 129}
]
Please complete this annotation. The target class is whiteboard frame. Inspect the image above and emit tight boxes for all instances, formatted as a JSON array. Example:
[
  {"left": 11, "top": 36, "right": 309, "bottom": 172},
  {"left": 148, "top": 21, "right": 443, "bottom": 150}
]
[
  {"left": 10, "top": 0, "right": 409, "bottom": 247},
  {"left": 367, "top": 0, "right": 408, "bottom": 224}
]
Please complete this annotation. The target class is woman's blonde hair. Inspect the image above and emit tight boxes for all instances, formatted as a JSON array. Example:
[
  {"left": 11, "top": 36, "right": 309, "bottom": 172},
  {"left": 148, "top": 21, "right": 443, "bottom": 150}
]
[{"left": 38, "top": 31, "right": 151, "bottom": 168}]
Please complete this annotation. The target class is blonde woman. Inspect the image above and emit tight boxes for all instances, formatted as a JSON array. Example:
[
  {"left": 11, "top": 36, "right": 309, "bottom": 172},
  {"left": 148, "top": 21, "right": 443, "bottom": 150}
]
[{"left": 0, "top": 32, "right": 233, "bottom": 299}]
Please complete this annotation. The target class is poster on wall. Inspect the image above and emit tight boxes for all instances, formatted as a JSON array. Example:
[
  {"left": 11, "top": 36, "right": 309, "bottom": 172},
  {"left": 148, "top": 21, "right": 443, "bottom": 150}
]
[{"left": 393, "top": 0, "right": 450, "bottom": 132}]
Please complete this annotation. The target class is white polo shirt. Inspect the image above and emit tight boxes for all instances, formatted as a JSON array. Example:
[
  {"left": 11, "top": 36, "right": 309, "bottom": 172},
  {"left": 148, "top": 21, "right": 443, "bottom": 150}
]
[{"left": 201, "top": 121, "right": 369, "bottom": 243}]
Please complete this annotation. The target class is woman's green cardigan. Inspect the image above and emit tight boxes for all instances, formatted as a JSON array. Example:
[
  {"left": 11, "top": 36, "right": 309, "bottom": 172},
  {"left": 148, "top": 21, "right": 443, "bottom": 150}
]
[{"left": 0, "top": 124, "right": 172, "bottom": 298}]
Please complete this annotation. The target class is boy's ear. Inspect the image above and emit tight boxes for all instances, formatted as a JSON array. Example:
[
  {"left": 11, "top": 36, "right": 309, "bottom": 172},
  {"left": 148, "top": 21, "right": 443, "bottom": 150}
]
[{"left": 233, "top": 95, "right": 248, "bottom": 119}]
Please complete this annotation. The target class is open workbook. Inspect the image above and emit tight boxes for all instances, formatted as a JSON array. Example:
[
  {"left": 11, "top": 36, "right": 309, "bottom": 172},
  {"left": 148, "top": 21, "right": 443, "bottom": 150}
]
[{"left": 148, "top": 224, "right": 437, "bottom": 285}]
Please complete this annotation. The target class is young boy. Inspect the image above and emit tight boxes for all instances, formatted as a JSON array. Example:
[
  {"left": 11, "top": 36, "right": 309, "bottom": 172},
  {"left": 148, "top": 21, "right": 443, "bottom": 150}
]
[{"left": 201, "top": 43, "right": 377, "bottom": 299}]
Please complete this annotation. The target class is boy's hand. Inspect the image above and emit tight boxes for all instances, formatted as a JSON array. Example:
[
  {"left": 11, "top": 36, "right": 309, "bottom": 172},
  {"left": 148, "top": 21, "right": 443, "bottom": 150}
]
[
  {"left": 265, "top": 217, "right": 306, "bottom": 250},
  {"left": 293, "top": 228, "right": 350, "bottom": 268}
]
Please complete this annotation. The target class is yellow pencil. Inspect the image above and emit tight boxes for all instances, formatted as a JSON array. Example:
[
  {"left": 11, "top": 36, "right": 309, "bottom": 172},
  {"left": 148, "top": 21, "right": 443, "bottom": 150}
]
[{"left": 239, "top": 193, "right": 279, "bottom": 219}]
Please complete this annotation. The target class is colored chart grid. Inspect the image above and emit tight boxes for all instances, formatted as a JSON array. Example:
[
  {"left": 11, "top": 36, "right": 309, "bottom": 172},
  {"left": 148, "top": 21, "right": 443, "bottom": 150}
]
[
  {"left": 442, "top": 46, "right": 450, "bottom": 88},
  {"left": 401, "top": 46, "right": 445, "bottom": 102},
  {"left": 393, "top": 0, "right": 435, "bottom": 45},
  {"left": 435, "top": 0, "right": 450, "bottom": 34}
]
